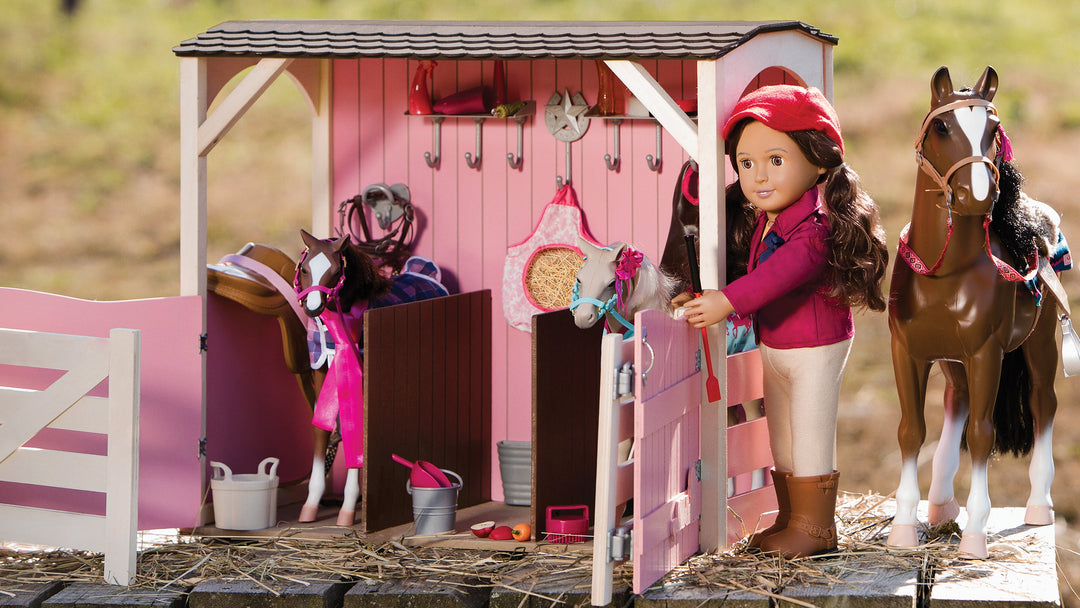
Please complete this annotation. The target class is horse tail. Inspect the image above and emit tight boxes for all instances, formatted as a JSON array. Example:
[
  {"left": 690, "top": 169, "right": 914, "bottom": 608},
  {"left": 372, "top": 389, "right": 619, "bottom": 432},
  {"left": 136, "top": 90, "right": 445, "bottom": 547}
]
[{"left": 990, "top": 346, "right": 1035, "bottom": 456}]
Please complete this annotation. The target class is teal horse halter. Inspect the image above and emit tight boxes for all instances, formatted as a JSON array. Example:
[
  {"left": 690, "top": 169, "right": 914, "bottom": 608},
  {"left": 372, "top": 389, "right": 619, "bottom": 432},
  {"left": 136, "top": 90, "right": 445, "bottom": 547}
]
[
  {"left": 569, "top": 246, "right": 641, "bottom": 338},
  {"left": 569, "top": 281, "right": 635, "bottom": 337}
]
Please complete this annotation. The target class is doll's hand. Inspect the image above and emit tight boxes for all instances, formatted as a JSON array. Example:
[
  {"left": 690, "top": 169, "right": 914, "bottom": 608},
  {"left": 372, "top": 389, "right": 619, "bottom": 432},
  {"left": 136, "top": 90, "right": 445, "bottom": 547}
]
[
  {"left": 671, "top": 291, "right": 694, "bottom": 309},
  {"left": 681, "top": 289, "right": 735, "bottom": 329}
]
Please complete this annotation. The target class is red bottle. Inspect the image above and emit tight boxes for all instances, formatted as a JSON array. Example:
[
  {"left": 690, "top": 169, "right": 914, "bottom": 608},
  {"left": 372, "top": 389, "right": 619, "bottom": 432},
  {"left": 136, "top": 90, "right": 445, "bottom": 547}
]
[{"left": 408, "top": 60, "right": 437, "bottom": 115}]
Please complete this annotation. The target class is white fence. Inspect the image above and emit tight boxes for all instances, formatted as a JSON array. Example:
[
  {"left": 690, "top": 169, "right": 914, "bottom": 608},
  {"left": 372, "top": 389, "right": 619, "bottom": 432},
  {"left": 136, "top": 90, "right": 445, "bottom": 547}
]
[{"left": 0, "top": 327, "right": 140, "bottom": 585}]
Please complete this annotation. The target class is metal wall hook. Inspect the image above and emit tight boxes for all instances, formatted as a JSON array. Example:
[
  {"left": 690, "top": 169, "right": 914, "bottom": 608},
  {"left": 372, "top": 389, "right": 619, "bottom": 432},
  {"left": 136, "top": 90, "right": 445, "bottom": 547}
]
[
  {"left": 507, "top": 115, "right": 526, "bottom": 169},
  {"left": 556, "top": 140, "right": 572, "bottom": 189},
  {"left": 604, "top": 118, "right": 622, "bottom": 171},
  {"left": 424, "top": 116, "right": 445, "bottom": 168},
  {"left": 464, "top": 117, "right": 483, "bottom": 169},
  {"left": 645, "top": 123, "right": 662, "bottom": 172}
]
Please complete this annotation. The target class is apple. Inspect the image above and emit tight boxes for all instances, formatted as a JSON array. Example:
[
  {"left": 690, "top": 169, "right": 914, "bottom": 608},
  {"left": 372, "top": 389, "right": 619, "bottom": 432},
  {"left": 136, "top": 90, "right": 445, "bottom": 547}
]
[
  {"left": 470, "top": 520, "right": 496, "bottom": 538},
  {"left": 488, "top": 525, "right": 514, "bottom": 540}
]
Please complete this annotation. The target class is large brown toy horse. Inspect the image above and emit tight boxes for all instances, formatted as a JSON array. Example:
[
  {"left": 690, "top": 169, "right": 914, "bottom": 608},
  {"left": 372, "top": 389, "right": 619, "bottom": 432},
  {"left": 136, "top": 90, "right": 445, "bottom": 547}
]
[{"left": 887, "top": 66, "right": 1066, "bottom": 558}]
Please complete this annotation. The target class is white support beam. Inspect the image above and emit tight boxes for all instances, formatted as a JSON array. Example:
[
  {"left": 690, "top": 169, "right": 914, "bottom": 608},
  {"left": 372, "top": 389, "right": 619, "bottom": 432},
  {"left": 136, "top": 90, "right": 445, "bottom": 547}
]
[
  {"left": 179, "top": 57, "right": 207, "bottom": 298},
  {"left": 605, "top": 60, "right": 698, "bottom": 159},
  {"left": 311, "top": 59, "right": 334, "bottom": 237},
  {"left": 695, "top": 58, "right": 728, "bottom": 553},
  {"left": 197, "top": 57, "right": 293, "bottom": 157}
]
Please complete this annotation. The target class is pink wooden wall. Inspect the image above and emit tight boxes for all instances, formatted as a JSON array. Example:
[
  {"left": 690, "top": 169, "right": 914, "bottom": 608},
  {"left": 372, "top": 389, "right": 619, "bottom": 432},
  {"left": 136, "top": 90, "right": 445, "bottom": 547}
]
[{"left": 331, "top": 58, "right": 697, "bottom": 497}]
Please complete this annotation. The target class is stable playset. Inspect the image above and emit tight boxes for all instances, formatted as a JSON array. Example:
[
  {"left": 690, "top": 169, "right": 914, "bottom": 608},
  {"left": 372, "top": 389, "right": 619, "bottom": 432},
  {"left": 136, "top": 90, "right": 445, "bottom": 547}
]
[{"left": 1, "top": 18, "right": 840, "bottom": 590}]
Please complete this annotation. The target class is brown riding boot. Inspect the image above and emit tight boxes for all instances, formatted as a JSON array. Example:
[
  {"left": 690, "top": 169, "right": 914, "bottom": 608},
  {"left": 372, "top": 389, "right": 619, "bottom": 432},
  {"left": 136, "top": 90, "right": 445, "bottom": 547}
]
[
  {"left": 757, "top": 471, "right": 839, "bottom": 559},
  {"left": 747, "top": 469, "right": 791, "bottom": 549}
]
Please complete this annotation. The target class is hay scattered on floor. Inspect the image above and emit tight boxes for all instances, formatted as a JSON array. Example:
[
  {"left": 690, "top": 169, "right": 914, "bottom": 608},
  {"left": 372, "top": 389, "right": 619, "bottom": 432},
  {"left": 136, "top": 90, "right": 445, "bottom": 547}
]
[
  {"left": 0, "top": 493, "right": 1050, "bottom": 600},
  {"left": 659, "top": 492, "right": 1048, "bottom": 602}
]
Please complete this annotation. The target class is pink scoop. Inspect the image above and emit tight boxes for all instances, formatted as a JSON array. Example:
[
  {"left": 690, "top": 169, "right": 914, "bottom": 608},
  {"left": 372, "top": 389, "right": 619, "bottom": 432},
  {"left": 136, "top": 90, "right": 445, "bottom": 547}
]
[{"left": 391, "top": 453, "right": 452, "bottom": 488}]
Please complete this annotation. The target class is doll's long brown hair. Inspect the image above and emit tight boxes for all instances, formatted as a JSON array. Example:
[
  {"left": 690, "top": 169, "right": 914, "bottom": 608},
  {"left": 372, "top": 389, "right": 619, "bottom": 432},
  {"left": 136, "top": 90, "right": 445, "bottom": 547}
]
[{"left": 726, "top": 121, "right": 889, "bottom": 312}]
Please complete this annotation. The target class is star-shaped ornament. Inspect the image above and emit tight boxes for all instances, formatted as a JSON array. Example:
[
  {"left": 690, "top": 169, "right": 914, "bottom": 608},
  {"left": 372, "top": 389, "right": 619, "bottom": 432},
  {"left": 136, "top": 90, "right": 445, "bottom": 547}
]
[{"left": 545, "top": 89, "right": 590, "bottom": 142}]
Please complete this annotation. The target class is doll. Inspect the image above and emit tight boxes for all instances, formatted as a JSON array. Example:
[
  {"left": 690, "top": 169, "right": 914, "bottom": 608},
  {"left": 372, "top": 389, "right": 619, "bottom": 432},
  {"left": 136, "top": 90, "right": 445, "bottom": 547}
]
[{"left": 673, "top": 85, "right": 889, "bottom": 558}]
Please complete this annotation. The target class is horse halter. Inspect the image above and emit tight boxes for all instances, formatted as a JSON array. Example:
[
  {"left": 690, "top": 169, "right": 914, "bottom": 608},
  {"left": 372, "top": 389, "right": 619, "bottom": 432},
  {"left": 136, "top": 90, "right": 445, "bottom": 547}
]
[
  {"left": 293, "top": 244, "right": 349, "bottom": 311},
  {"left": 569, "top": 247, "right": 641, "bottom": 337},
  {"left": 569, "top": 282, "right": 635, "bottom": 336}
]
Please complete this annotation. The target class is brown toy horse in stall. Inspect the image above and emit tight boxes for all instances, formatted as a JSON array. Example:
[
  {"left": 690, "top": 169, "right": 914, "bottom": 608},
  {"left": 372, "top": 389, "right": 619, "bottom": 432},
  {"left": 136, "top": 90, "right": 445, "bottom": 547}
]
[
  {"left": 293, "top": 229, "right": 447, "bottom": 526},
  {"left": 887, "top": 66, "right": 1073, "bottom": 558}
]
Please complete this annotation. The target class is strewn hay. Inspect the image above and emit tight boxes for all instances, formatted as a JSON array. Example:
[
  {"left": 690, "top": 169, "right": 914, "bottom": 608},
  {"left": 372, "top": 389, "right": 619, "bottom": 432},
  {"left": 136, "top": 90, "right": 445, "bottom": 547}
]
[{"left": 0, "top": 493, "right": 1054, "bottom": 601}]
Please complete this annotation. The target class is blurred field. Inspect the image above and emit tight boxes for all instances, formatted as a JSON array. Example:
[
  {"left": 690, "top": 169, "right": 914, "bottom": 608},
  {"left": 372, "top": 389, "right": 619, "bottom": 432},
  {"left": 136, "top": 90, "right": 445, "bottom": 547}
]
[{"left": 2, "top": 0, "right": 1079, "bottom": 603}]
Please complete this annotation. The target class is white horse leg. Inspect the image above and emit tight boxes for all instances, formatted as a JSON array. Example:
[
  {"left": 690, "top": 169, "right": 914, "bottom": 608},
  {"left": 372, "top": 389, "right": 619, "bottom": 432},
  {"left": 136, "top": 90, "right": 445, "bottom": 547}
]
[
  {"left": 888, "top": 349, "right": 930, "bottom": 548},
  {"left": 299, "top": 453, "right": 326, "bottom": 522},
  {"left": 337, "top": 467, "right": 360, "bottom": 526},
  {"left": 888, "top": 458, "right": 922, "bottom": 547},
  {"left": 299, "top": 426, "right": 331, "bottom": 523},
  {"left": 928, "top": 370, "right": 966, "bottom": 524},
  {"left": 959, "top": 462, "right": 991, "bottom": 558},
  {"left": 1026, "top": 421, "right": 1055, "bottom": 525}
]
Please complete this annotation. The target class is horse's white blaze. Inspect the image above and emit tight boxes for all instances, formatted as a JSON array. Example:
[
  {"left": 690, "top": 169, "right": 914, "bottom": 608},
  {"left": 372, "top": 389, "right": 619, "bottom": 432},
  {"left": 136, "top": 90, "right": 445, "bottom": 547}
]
[
  {"left": 954, "top": 106, "right": 992, "bottom": 201},
  {"left": 1028, "top": 423, "right": 1055, "bottom": 508},
  {"left": 305, "top": 252, "right": 332, "bottom": 310},
  {"left": 894, "top": 458, "right": 921, "bottom": 525}
]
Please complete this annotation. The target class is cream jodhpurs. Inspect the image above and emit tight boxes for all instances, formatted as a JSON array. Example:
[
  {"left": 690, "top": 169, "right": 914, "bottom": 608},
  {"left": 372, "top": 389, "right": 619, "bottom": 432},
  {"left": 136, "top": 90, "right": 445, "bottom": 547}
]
[{"left": 760, "top": 338, "right": 852, "bottom": 477}]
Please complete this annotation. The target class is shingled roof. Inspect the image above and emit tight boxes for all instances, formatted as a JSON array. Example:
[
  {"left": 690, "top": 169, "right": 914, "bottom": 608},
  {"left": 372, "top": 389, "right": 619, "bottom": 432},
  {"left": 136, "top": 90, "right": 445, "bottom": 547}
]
[{"left": 173, "top": 20, "right": 836, "bottom": 60}]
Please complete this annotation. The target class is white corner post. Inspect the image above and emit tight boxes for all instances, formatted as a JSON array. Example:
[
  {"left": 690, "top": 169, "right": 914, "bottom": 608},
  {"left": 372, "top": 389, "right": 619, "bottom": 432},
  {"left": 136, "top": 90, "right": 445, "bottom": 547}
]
[
  {"left": 179, "top": 56, "right": 208, "bottom": 300},
  {"left": 695, "top": 58, "right": 729, "bottom": 552},
  {"left": 312, "top": 59, "right": 334, "bottom": 237},
  {"left": 104, "top": 328, "right": 140, "bottom": 586}
]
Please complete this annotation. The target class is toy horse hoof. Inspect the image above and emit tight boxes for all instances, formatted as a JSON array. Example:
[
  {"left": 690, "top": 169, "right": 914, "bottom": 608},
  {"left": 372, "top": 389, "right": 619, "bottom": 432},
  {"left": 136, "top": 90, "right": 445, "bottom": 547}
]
[
  {"left": 336, "top": 509, "right": 356, "bottom": 527},
  {"left": 958, "top": 532, "right": 988, "bottom": 559},
  {"left": 1024, "top": 505, "right": 1054, "bottom": 526},
  {"left": 928, "top": 498, "right": 960, "bottom": 525},
  {"left": 298, "top": 504, "right": 320, "bottom": 523},
  {"left": 886, "top": 523, "right": 919, "bottom": 548}
]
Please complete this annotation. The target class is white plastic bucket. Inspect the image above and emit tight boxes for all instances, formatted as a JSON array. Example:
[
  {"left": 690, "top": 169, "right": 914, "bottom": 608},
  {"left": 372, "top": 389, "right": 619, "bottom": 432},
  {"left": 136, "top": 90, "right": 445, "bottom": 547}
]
[
  {"left": 210, "top": 457, "right": 279, "bottom": 530},
  {"left": 407, "top": 469, "right": 462, "bottom": 535}
]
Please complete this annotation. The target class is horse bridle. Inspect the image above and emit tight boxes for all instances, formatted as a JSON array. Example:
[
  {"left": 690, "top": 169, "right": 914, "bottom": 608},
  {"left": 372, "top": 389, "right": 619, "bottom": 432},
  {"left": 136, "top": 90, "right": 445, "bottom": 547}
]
[
  {"left": 901, "top": 98, "right": 1037, "bottom": 281},
  {"left": 337, "top": 184, "right": 415, "bottom": 273},
  {"left": 914, "top": 97, "right": 1001, "bottom": 208}
]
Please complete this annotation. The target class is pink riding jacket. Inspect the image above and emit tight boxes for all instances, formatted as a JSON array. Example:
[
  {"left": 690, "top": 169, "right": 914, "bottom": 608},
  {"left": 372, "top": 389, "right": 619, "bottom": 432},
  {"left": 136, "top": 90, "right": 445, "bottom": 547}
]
[{"left": 722, "top": 188, "right": 853, "bottom": 349}]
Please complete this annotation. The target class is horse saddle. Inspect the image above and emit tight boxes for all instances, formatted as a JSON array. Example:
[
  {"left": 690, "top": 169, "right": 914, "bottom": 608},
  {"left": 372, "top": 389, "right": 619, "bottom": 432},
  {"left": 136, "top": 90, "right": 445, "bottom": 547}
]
[{"left": 206, "top": 243, "right": 324, "bottom": 409}]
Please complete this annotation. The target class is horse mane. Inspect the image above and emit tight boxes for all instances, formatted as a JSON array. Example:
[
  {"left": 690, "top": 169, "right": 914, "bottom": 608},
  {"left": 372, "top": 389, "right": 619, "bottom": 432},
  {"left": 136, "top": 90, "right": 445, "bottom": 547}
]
[
  {"left": 989, "top": 159, "right": 1059, "bottom": 271},
  {"left": 624, "top": 255, "right": 677, "bottom": 317},
  {"left": 336, "top": 240, "right": 393, "bottom": 312}
]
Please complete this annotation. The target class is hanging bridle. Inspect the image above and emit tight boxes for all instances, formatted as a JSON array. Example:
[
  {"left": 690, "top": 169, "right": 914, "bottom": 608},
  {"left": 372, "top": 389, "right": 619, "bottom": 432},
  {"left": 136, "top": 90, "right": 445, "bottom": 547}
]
[{"left": 899, "top": 98, "right": 1038, "bottom": 281}]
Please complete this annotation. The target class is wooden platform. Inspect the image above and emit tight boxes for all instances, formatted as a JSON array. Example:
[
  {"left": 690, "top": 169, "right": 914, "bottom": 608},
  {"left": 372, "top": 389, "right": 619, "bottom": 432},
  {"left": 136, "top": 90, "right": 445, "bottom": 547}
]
[{"left": 639, "top": 502, "right": 1061, "bottom": 607}]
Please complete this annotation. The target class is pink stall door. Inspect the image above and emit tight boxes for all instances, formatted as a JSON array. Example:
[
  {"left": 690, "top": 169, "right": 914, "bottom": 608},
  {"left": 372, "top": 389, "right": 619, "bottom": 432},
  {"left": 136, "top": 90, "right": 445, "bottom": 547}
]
[
  {"left": 0, "top": 288, "right": 203, "bottom": 530},
  {"left": 590, "top": 309, "right": 702, "bottom": 604}
]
